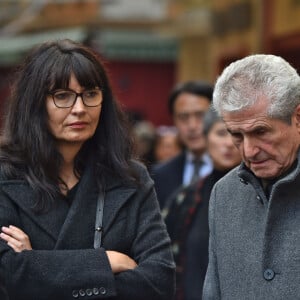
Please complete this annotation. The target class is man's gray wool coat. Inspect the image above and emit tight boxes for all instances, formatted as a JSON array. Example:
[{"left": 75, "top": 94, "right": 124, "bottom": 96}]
[{"left": 203, "top": 154, "right": 300, "bottom": 300}]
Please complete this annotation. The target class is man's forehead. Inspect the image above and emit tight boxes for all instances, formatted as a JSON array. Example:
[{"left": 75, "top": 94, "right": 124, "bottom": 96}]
[
  {"left": 176, "top": 108, "right": 208, "bottom": 115},
  {"left": 222, "top": 110, "right": 272, "bottom": 132},
  {"left": 221, "top": 100, "right": 268, "bottom": 121}
]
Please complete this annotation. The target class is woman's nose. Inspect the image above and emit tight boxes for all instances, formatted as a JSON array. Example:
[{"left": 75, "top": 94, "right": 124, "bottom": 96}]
[{"left": 71, "top": 95, "right": 86, "bottom": 113}]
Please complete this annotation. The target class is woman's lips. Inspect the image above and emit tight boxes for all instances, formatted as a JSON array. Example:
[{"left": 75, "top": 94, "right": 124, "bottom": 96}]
[{"left": 68, "top": 122, "right": 88, "bottom": 129}]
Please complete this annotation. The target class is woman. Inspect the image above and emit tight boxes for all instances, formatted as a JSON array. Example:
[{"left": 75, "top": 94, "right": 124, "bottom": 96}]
[
  {"left": 0, "top": 39, "right": 175, "bottom": 300},
  {"left": 163, "top": 106, "right": 241, "bottom": 300}
]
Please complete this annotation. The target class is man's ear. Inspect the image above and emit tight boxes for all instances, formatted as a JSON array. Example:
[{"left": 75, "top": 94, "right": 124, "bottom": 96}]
[{"left": 292, "top": 104, "right": 300, "bottom": 131}]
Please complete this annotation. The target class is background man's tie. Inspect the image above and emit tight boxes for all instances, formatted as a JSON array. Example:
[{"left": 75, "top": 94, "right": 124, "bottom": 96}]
[{"left": 190, "top": 158, "right": 202, "bottom": 184}]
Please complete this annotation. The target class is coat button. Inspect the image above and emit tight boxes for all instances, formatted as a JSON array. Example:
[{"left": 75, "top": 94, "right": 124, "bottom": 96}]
[
  {"left": 79, "top": 289, "right": 86, "bottom": 297},
  {"left": 263, "top": 268, "right": 275, "bottom": 281},
  {"left": 86, "top": 289, "right": 93, "bottom": 296},
  {"left": 72, "top": 290, "right": 79, "bottom": 298},
  {"left": 99, "top": 287, "right": 107, "bottom": 295},
  {"left": 239, "top": 178, "right": 248, "bottom": 185},
  {"left": 93, "top": 288, "right": 99, "bottom": 295},
  {"left": 256, "top": 195, "right": 263, "bottom": 204}
]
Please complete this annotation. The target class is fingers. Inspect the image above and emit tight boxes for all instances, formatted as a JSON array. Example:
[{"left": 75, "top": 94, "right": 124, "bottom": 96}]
[
  {"left": 0, "top": 231, "right": 24, "bottom": 252},
  {"left": 106, "top": 250, "right": 137, "bottom": 273},
  {"left": 0, "top": 225, "right": 32, "bottom": 252},
  {"left": 2, "top": 225, "right": 27, "bottom": 240}
]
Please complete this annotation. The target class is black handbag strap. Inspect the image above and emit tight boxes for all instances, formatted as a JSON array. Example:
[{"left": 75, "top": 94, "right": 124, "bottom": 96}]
[{"left": 94, "top": 189, "right": 105, "bottom": 249}]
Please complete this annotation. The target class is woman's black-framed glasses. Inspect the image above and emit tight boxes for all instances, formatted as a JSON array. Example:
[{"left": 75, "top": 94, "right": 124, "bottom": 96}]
[{"left": 48, "top": 88, "right": 103, "bottom": 108}]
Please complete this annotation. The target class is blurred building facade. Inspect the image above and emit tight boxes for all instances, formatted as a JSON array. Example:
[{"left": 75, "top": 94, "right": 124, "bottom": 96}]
[{"left": 1, "top": 0, "right": 300, "bottom": 126}]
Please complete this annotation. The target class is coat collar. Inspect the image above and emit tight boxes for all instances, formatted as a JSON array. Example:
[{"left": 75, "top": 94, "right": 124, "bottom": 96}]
[
  {"left": 1, "top": 181, "right": 65, "bottom": 242},
  {"left": 237, "top": 150, "right": 300, "bottom": 186},
  {"left": 0, "top": 163, "right": 137, "bottom": 248},
  {"left": 237, "top": 149, "right": 300, "bottom": 202}
]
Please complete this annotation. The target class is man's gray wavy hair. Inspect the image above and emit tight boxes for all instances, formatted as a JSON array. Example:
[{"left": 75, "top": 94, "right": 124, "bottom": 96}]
[{"left": 213, "top": 54, "right": 300, "bottom": 123}]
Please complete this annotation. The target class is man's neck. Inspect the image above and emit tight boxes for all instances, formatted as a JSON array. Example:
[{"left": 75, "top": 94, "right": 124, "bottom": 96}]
[
  {"left": 186, "top": 149, "right": 205, "bottom": 160},
  {"left": 260, "top": 158, "right": 298, "bottom": 189}
]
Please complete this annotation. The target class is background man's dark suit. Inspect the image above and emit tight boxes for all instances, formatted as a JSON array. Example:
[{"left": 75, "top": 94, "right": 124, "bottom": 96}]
[{"left": 151, "top": 152, "right": 185, "bottom": 208}]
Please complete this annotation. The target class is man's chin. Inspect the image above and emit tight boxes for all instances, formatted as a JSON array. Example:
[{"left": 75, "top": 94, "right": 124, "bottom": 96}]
[
  {"left": 187, "top": 144, "right": 206, "bottom": 155},
  {"left": 251, "top": 168, "right": 279, "bottom": 180}
]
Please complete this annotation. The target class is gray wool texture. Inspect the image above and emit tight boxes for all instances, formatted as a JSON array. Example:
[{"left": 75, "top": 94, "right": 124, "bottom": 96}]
[{"left": 203, "top": 151, "right": 300, "bottom": 300}]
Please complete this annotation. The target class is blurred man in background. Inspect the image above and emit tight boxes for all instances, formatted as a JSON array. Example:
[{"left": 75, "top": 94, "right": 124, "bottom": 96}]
[{"left": 151, "top": 80, "right": 213, "bottom": 208}]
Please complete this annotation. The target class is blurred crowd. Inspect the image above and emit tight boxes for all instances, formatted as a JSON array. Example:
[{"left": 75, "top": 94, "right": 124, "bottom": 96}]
[
  {"left": 130, "top": 80, "right": 241, "bottom": 300},
  {"left": 132, "top": 121, "right": 183, "bottom": 169}
]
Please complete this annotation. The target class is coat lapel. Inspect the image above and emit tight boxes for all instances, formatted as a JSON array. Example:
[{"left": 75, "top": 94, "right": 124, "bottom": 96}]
[
  {"left": 54, "top": 164, "right": 137, "bottom": 249},
  {"left": 54, "top": 164, "right": 98, "bottom": 249},
  {"left": 1, "top": 165, "right": 137, "bottom": 249},
  {"left": 1, "top": 181, "right": 67, "bottom": 241},
  {"left": 102, "top": 185, "right": 136, "bottom": 237}
]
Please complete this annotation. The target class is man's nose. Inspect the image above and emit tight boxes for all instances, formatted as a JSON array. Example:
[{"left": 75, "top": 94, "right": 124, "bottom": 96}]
[
  {"left": 243, "top": 136, "right": 259, "bottom": 158},
  {"left": 187, "top": 115, "right": 202, "bottom": 130}
]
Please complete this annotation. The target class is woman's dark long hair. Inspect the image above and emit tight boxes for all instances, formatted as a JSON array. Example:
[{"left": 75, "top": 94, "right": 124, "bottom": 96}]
[{"left": 0, "top": 39, "right": 137, "bottom": 212}]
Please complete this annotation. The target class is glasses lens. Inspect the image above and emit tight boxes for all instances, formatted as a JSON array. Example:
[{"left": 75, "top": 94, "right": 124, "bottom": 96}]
[
  {"left": 82, "top": 89, "right": 102, "bottom": 107},
  {"left": 53, "top": 91, "right": 76, "bottom": 108}
]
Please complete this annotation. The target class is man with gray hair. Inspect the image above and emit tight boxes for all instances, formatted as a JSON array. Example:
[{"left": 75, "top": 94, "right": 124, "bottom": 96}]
[{"left": 203, "top": 54, "right": 300, "bottom": 299}]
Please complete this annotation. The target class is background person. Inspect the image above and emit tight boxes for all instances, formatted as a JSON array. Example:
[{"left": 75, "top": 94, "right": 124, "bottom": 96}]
[
  {"left": 131, "top": 120, "right": 156, "bottom": 169},
  {"left": 163, "top": 107, "right": 241, "bottom": 300},
  {"left": 153, "top": 125, "right": 182, "bottom": 164},
  {"left": 151, "top": 81, "right": 213, "bottom": 208},
  {"left": 203, "top": 54, "right": 300, "bottom": 299},
  {"left": 0, "top": 39, "right": 175, "bottom": 300}
]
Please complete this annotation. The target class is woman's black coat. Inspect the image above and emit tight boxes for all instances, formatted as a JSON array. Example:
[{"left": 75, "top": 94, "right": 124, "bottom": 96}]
[{"left": 0, "top": 161, "right": 175, "bottom": 300}]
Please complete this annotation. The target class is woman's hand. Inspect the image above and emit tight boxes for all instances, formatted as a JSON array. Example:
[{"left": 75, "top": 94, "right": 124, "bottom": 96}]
[
  {"left": 106, "top": 250, "right": 137, "bottom": 274},
  {"left": 0, "top": 225, "right": 32, "bottom": 252}
]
